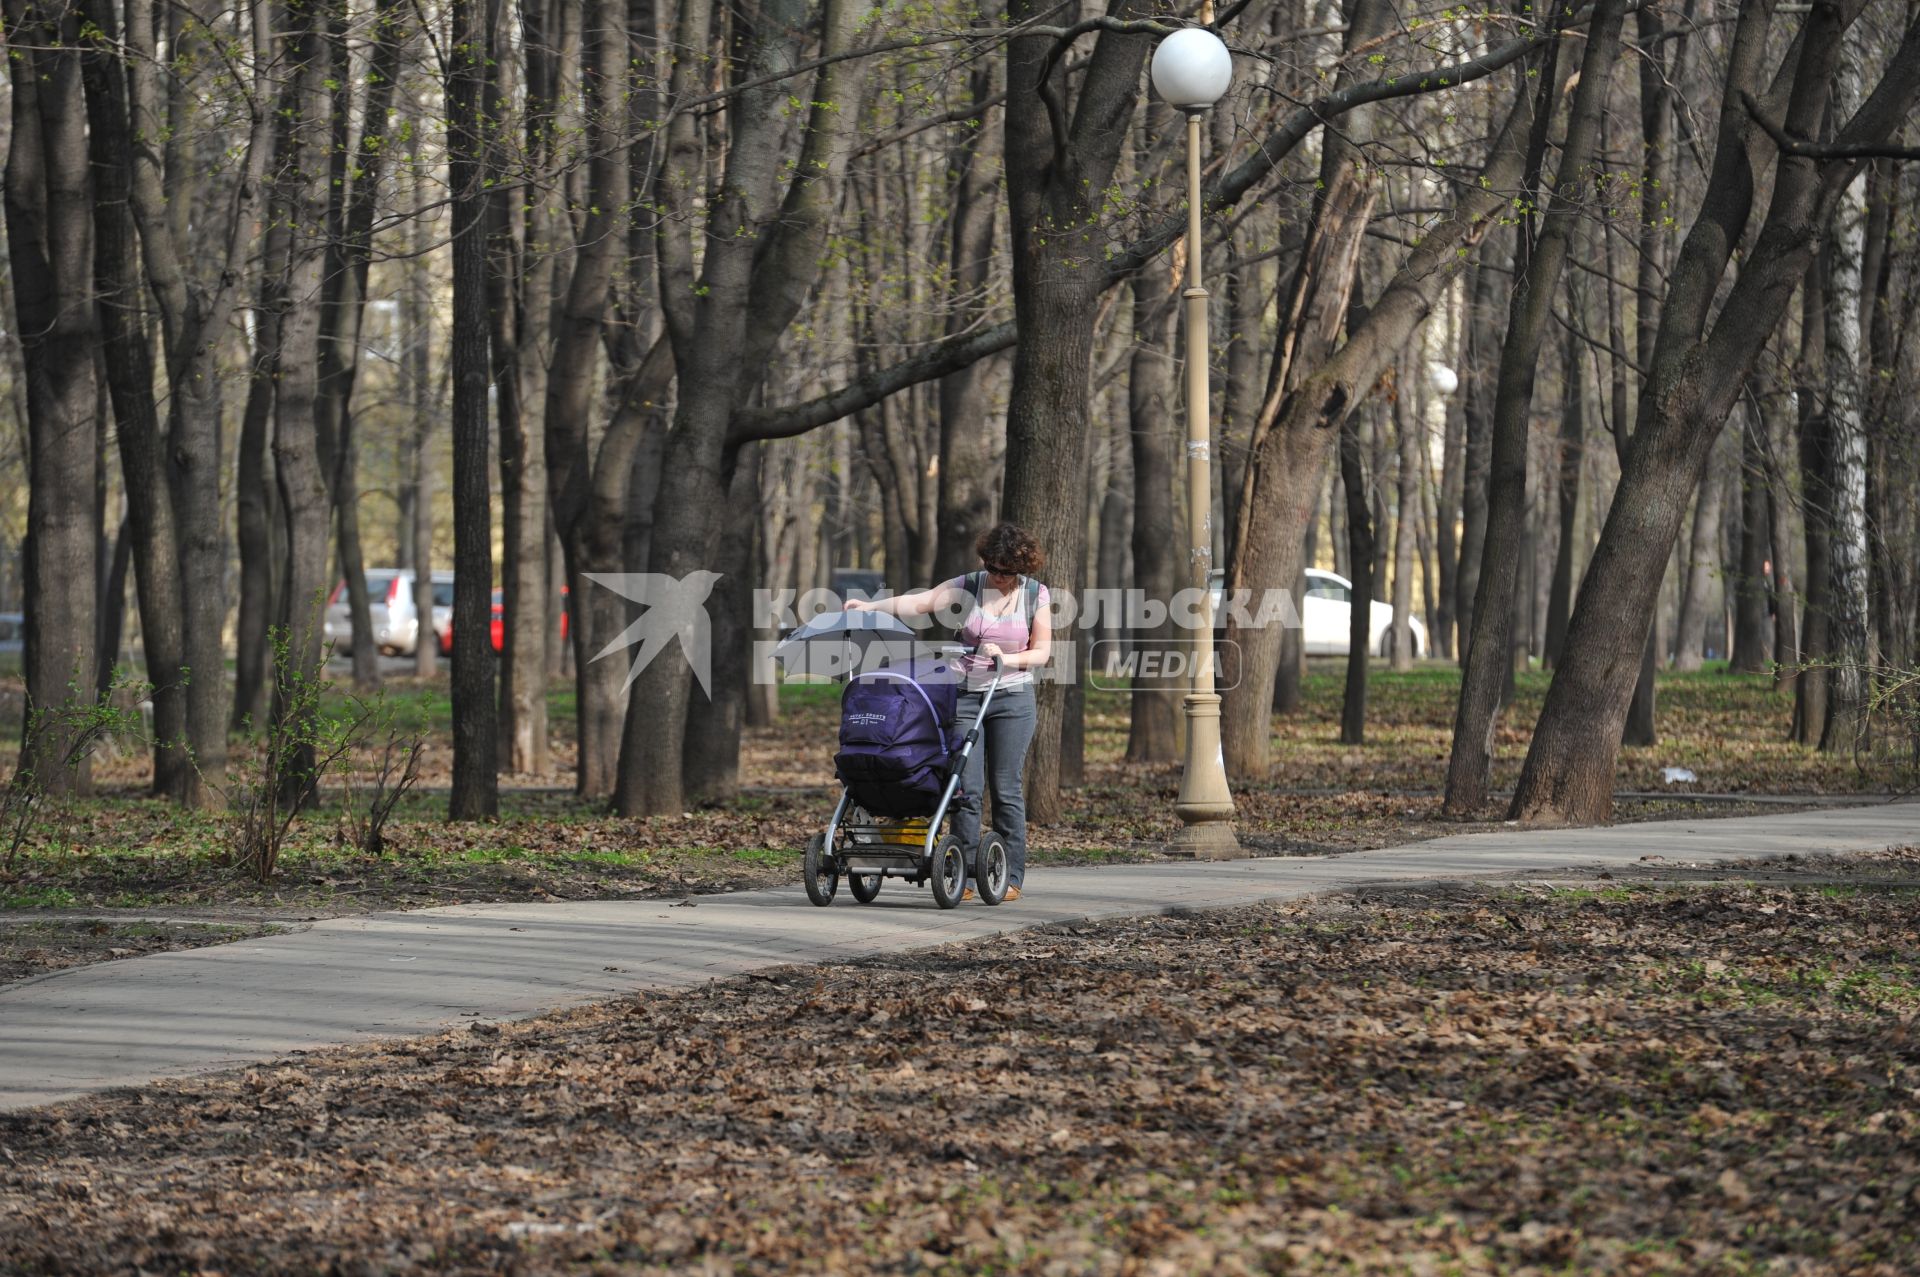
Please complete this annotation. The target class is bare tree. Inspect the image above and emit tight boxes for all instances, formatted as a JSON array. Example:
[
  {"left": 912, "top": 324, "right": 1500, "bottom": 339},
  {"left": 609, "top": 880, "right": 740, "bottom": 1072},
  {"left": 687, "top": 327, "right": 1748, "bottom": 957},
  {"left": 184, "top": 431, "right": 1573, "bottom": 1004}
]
[
  {"left": 1511, "top": 3, "right": 1920, "bottom": 824},
  {"left": 447, "top": 0, "right": 499, "bottom": 818},
  {"left": 4, "top": 0, "right": 99, "bottom": 796}
]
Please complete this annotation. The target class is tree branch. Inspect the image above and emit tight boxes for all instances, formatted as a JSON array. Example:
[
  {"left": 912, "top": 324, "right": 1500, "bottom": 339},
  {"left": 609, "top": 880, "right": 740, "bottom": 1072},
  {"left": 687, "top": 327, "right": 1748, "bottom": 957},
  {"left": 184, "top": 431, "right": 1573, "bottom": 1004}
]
[
  {"left": 1740, "top": 90, "right": 1920, "bottom": 160},
  {"left": 1106, "top": 18, "right": 1563, "bottom": 285},
  {"left": 729, "top": 320, "right": 1016, "bottom": 444},
  {"left": 738, "top": 11, "right": 1600, "bottom": 445}
]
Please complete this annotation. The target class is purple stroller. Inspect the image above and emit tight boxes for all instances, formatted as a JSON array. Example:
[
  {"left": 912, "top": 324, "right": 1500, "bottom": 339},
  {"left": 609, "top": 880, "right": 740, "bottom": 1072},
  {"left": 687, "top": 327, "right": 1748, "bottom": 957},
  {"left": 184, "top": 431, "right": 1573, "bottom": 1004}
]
[{"left": 802, "top": 646, "right": 1010, "bottom": 909}]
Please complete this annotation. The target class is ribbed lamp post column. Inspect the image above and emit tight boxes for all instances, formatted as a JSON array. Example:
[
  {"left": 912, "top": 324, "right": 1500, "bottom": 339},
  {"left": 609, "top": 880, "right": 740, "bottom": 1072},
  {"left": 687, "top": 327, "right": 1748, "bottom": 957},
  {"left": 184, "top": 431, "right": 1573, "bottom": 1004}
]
[{"left": 1152, "top": 22, "right": 1241, "bottom": 859}]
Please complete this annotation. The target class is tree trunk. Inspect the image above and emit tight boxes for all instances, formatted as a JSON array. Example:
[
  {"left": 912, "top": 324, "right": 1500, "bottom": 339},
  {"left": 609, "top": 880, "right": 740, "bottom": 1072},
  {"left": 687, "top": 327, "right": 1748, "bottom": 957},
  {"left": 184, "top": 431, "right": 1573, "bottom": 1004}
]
[
  {"left": 1225, "top": 53, "right": 1538, "bottom": 779},
  {"left": 447, "top": 0, "right": 499, "bottom": 818},
  {"left": 1730, "top": 403, "right": 1772, "bottom": 672},
  {"left": 77, "top": 4, "right": 193, "bottom": 799},
  {"left": 233, "top": 221, "right": 287, "bottom": 732},
  {"left": 268, "top": 0, "right": 335, "bottom": 807},
  {"left": 618, "top": 0, "right": 869, "bottom": 815},
  {"left": 545, "top": 0, "right": 632, "bottom": 798},
  {"left": 933, "top": 62, "right": 1004, "bottom": 583},
  {"left": 1821, "top": 157, "right": 1871, "bottom": 752},
  {"left": 1672, "top": 446, "right": 1728, "bottom": 673},
  {"left": 489, "top": 2, "right": 549, "bottom": 778},
  {"left": 1126, "top": 175, "right": 1179, "bottom": 764},
  {"left": 1337, "top": 410, "right": 1374, "bottom": 745},
  {"left": 1389, "top": 389, "right": 1420, "bottom": 670},
  {"left": 4, "top": 0, "right": 99, "bottom": 795},
  {"left": 1433, "top": 290, "right": 1466, "bottom": 662},
  {"left": 1544, "top": 326, "right": 1585, "bottom": 667},
  {"left": 1762, "top": 381, "right": 1798, "bottom": 687},
  {"left": 1793, "top": 258, "right": 1831, "bottom": 744},
  {"left": 1444, "top": 1, "right": 1619, "bottom": 814},
  {"left": 681, "top": 450, "right": 760, "bottom": 805},
  {"left": 991, "top": 0, "right": 1150, "bottom": 823},
  {"left": 1453, "top": 249, "right": 1502, "bottom": 662},
  {"left": 408, "top": 141, "right": 439, "bottom": 681}
]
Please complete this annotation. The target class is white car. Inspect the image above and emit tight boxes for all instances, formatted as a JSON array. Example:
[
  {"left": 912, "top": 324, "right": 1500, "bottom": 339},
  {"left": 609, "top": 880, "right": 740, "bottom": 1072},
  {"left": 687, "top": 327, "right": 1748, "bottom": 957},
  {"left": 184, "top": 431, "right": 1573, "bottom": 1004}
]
[
  {"left": 1209, "top": 568, "right": 1428, "bottom": 658},
  {"left": 323, "top": 569, "right": 455, "bottom": 656}
]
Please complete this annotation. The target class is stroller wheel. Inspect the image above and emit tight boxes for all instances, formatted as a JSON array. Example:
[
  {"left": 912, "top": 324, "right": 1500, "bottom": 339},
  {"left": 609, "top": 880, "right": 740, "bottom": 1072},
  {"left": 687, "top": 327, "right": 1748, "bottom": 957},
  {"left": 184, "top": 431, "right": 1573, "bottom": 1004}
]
[
  {"left": 849, "top": 873, "right": 882, "bottom": 904},
  {"left": 975, "top": 836, "right": 1010, "bottom": 906},
  {"left": 929, "top": 835, "right": 967, "bottom": 910},
  {"left": 803, "top": 834, "right": 839, "bottom": 906}
]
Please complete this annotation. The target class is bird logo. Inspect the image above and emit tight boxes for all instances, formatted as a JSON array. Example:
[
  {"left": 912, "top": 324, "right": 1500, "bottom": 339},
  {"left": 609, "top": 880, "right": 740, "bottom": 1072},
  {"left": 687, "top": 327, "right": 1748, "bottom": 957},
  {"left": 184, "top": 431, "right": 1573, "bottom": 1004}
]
[{"left": 582, "top": 572, "right": 725, "bottom": 696}]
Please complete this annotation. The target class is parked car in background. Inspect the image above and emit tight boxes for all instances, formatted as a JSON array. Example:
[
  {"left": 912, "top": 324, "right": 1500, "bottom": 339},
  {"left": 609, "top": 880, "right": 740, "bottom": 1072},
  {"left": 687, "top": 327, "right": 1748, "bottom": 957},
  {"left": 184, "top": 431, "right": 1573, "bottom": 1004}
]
[
  {"left": 323, "top": 569, "right": 454, "bottom": 657},
  {"left": 0, "top": 612, "right": 23, "bottom": 655},
  {"left": 1207, "top": 567, "right": 1428, "bottom": 658},
  {"left": 441, "top": 585, "right": 569, "bottom": 655}
]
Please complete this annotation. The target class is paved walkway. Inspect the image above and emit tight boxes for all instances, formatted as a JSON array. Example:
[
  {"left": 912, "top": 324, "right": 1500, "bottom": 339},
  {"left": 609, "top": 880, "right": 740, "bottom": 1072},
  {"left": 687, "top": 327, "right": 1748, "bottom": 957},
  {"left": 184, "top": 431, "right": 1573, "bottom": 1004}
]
[{"left": 2, "top": 802, "right": 1915, "bottom": 1110}]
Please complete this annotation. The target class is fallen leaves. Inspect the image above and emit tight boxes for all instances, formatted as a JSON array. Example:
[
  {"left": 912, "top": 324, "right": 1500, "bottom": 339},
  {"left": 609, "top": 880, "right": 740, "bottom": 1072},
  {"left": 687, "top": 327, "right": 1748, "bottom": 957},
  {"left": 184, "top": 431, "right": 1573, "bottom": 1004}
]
[{"left": 2, "top": 872, "right": 1917, "bottom": 1273}]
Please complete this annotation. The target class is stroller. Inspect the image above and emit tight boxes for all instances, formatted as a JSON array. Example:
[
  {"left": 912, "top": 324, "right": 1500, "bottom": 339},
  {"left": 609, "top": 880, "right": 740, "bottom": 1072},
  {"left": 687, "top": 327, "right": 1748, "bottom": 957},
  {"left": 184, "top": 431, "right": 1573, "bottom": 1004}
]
[{"left": 803, "top": 647, "right": 1011, "bottom": 909}]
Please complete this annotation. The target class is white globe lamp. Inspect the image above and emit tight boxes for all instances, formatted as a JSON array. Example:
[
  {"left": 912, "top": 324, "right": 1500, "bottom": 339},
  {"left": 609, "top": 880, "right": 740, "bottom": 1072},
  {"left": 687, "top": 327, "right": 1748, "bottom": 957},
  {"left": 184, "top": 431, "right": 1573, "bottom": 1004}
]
[
  {"left": 1427, "top": 362, "right": 1460, "bottom": 396},
  {"left": 1151, "top": 28, "right": 1233, "bottom": 111}
]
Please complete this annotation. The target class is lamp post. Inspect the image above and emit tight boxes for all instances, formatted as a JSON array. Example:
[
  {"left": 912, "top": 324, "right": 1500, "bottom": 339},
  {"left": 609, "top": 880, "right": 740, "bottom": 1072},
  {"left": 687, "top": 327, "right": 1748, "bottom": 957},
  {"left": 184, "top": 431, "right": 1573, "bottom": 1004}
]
[{"left": 1153, "top": 23, "right": 1241, "bottom": 859}]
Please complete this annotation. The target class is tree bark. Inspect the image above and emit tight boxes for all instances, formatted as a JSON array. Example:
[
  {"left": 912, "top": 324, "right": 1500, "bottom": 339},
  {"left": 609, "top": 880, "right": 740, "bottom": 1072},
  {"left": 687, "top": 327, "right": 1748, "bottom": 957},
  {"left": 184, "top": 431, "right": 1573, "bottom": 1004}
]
[
  {"left": 447, "top": 0, "right": 499, "bottom": 818},
  {"left": 77, "top": 1, "right": 193, "bottom": 799},
  {"left": 118, "top": 0, "right": 270, "bottom": 799},
  {"left": 407, "top": 126, "right": 439, "bottom": 681},
  {"left": 4, "top": 0, "right": 99, "bottom": 795},
  {"left": 545, "top": 0, "right": 632, "bottom": 798},
  {"left": 267, "top": 0, "right": 335, "bottom": 806},
  {"left": 1127, "top": 229, "right": 1179, "bottom": 763},
  {"left": 1794, "top": 256, "right": 1832, "bottom": 743},
  {"left": 1337, "top": 409, "right": 1374, "bottom": 745},
  {"left": 1389, "top": 388, "right": 1420, "bottom": 670},
  {"left": 1453, "top": 247, "right": 1502, "bottom": 663},
  {"left": 1730, "top": 402, "right": 1773, "bottom": 672},
  {"left": 1544, "top": 325, "right": 1585, "bottom": 667},
  {"left": 233, "top": 216, "right": 288, "bottom": 733},
  {"left": 933, "top": 59, "right": 1005, "bottom": 584},
  {"left": 1672, "top": 438, "right": 1729, "bottom": 673},
  {"left": 1821, "top": 146, "right": 1871, "bottom": 751},
  {"left": 681, "top": 451, "right": 760, "bottom": 805},
  {"left": 985, "top": 0, "right": 1151, "bottom": 823},
  {"left": 488, "top": 0, "right": 549, "bottom": 777}
]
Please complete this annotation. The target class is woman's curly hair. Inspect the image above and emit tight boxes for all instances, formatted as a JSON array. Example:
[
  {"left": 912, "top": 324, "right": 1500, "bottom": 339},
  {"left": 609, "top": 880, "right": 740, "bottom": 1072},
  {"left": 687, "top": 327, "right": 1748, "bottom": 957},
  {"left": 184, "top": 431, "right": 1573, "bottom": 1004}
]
[{"left": 974, "top": 522, "right": 1046, "bottom": 577}]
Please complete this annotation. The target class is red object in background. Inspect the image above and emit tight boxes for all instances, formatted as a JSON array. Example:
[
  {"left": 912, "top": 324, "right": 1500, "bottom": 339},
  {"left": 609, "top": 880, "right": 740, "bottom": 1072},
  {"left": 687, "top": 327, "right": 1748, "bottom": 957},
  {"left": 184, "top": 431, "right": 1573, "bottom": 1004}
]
[{"left": 442, "top": 585, "right": 568, "bottom": 656}]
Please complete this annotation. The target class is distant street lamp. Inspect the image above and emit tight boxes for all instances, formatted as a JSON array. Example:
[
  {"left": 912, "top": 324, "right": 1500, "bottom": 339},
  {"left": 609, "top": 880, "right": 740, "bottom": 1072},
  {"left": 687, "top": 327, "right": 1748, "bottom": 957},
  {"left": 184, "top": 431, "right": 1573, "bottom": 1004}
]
[{"left": 1154, "top": 20, "right": 1241, "bottom": 860}]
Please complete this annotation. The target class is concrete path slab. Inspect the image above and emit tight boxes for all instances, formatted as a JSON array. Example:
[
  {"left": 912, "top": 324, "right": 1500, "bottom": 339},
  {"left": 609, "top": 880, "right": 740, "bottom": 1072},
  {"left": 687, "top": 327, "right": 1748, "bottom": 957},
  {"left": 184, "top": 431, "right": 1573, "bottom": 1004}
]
[{"left": 2, "top": 801, "right": 1914, "bottom": 1110}]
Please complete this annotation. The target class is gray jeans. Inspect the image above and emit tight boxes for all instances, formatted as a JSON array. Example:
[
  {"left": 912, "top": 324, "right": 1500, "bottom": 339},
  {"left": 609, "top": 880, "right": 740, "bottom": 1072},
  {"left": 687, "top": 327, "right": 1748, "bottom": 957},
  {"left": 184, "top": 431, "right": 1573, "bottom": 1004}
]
[{"left": 951, "top": 685, "right": 1036, "bottom": 888}]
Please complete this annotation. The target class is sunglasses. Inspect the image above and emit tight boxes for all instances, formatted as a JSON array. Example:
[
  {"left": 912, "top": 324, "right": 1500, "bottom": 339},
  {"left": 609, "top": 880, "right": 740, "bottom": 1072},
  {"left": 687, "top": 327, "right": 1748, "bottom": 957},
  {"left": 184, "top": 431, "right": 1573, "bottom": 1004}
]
[{"left": 983, "top": 563, "right": 1017, "bottom": 576}]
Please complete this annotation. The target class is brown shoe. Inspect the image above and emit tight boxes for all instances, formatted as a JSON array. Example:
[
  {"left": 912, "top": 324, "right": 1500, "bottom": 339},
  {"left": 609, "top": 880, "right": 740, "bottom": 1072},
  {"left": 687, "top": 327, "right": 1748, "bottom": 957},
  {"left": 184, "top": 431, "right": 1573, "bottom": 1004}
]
[
  {"left": 962, "top": 888, "right": 976, "bottom": 901},
  {"left": 1005, "top": 886, "right": 1022, "bottom": 902}
]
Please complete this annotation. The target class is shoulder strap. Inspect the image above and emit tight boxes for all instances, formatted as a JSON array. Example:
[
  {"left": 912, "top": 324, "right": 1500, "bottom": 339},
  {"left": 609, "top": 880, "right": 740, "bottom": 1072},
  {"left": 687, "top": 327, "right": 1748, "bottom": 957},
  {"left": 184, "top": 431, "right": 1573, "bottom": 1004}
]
[{"left": 1021, "top": 575, "right": 1041, "bottom": 621}]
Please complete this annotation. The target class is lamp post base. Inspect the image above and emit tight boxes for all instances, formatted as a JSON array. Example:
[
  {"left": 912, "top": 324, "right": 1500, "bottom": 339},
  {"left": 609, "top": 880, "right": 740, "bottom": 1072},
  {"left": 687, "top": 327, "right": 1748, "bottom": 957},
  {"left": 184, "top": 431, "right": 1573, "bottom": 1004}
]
[
  {"left": 1168, "top": 819, "right": 1243, "bottom": 859},
  {"left": 1170, "top": 691, "right": 1243, "bottom": 859}
]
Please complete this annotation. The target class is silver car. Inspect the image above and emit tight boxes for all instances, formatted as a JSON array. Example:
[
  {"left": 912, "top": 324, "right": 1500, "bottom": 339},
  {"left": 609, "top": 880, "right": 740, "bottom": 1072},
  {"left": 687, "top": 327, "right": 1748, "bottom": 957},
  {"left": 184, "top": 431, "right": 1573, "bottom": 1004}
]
[{"left": 324, "top": 569, "right": 454, "bottom": 656}]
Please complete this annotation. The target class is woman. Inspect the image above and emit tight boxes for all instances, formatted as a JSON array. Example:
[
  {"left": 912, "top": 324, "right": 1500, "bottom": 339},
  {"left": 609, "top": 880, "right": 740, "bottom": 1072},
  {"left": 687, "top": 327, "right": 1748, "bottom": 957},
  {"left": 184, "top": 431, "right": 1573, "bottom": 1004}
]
[{"left": 845, "top": 523, "right": 1051, "bottom": 901}]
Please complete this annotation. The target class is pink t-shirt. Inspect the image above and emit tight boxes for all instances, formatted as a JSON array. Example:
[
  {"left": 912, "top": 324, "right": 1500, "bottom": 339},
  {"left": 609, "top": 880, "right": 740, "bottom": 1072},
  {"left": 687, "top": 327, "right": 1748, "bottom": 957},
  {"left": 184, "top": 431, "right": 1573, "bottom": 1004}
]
[{"left": 945, "top": 575, "right": 1050, "bottom": 689}]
